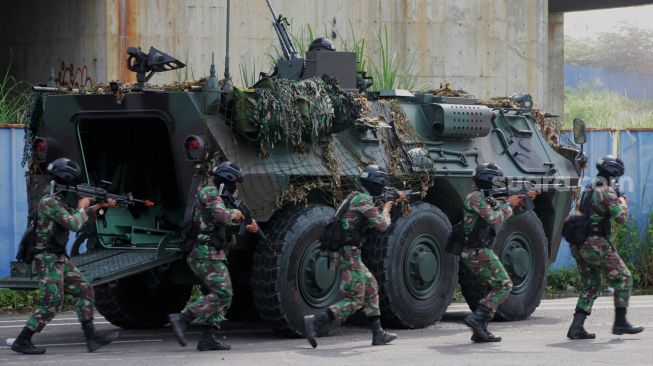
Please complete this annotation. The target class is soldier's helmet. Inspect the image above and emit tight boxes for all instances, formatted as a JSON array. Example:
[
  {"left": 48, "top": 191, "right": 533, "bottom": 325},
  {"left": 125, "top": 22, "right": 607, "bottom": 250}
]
[
  {"left": 308, "top": 37, "right": 336, "bottom": 52},
  {"left": 47, "top": 158, "right": 82, "bottom": 184},
  {"left": 212, "top": 161, "right": 245, "bottom": 196},
  {"left": 596, "top": 155, "right": 625, "bottom": 178},
  {"left": 360, "top": 164, "right": 388, "bottom": 196},
  {"left": 212, "top": 161, "right": 245, "bottom": 183},
  {"left": 473, "top": 162, "right": 503, "bottom": 190}
]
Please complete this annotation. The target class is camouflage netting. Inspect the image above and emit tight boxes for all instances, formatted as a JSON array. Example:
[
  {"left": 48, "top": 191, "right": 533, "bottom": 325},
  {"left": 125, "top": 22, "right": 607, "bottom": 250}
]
[
  {"left": 266, "top": 91, "right": 430, "bottom": 211},
  {"left": 21, "top": 92, "right": 44, "bottom": 178},
  {"left": 232, "top": 75, "right": 359, "bottom": 155},
  {"left": 423, "top": 82, "right": 474, "bottom": 98}
]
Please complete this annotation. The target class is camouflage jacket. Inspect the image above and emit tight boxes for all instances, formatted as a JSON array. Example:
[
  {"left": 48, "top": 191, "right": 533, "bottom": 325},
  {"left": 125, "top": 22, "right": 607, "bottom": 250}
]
[
  {"left": 338, "top": 190, "right": 391, "bottom": 243},
  {"left": 34, "top": 194, "right": 93, "bottom": 253},
  {"left": 194, "top": 181, "right": 239, "bottom": 246},
  {"left": 582, "top": 180, "right": 628, "bottom": 232},
  {"left": 463, "top": 190, "right": 513, "bottom": 240}
]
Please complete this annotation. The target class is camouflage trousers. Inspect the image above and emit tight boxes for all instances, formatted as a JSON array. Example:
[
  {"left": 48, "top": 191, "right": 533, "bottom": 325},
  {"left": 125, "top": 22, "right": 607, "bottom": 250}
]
[
  {"left": 328, "top": 246, "right": 381, "bottom": 321},
  {"left": 25, "top": 253, "right": 94, "bottom": 333},
  {"left": 184, "top": 244, "right": 233, "bottom": 327},
  {"left": 461, "top": 246, "right": 513, "bottom": 313},
  {"left": 571, "top": 235, "right": 632, "bottom": 313}
]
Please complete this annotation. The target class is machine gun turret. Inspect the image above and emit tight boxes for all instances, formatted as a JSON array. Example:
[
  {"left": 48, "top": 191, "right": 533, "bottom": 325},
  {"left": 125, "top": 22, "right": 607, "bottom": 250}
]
[
  {"left": 126, "top": 47, "right": 186, "bottom": 90},
  {"left": 265, "top": 0, "right": 299, "bottom": 60}
]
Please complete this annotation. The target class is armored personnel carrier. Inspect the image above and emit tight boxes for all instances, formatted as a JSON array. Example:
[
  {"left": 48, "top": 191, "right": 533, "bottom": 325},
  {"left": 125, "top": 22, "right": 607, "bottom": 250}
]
[{"left": 1, "top": 3, "right": 584, "bottom": 337}]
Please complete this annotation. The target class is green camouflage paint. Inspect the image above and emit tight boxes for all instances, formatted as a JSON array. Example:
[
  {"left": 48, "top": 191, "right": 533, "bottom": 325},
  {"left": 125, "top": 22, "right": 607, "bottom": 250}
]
[
  {"left": 26, "top": 253, "right": 94, "bottom": 332},
  {"left": 461, "top": 190, "right": 514, "bottom": 312}
]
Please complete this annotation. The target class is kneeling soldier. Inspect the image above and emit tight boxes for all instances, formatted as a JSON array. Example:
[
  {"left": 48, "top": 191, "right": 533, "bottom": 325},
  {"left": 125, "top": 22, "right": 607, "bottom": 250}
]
[
  {"left": 303, "top": 164, "right": 402, "bottom": 348},
  {"left": 12, "top": 158, "right": 119, "bottom": 355}
]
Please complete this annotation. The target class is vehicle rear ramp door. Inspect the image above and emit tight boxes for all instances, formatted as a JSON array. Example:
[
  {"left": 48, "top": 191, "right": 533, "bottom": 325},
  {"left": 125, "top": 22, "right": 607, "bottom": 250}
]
[{"left": 0, "top": 249, "right": 182, "bottom": 290}]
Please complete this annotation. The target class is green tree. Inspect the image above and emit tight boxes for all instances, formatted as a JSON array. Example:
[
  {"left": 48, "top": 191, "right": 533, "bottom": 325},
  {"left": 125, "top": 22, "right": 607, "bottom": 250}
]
[{"left": 565, "top": 25, "right": 653, "bottom": 75}]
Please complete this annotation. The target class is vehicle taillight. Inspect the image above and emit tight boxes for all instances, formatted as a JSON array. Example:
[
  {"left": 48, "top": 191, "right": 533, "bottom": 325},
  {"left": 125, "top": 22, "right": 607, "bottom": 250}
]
[
  {"left": 184, "top": 135, "right": 205, "bottom": 162},
  {"left": 187, "top": 138, "right": 201, "bottom": 151},
  {"left": 32, "top": 137, "right": 48, "bottom": 162}
]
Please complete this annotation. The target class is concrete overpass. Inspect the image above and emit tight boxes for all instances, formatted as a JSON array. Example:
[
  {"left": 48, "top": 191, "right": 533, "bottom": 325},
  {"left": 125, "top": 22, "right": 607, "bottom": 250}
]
[
  {"left": 1, "top": 0, "right": 652, "bottom": 116},
  {"left": 550, "top": 0, "right": 653, "bottom": 12}
]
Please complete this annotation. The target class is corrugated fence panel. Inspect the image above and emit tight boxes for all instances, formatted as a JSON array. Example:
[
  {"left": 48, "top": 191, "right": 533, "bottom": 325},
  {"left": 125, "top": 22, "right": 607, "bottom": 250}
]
[
  {"left": 565, "top": 65, "right": 653, "bottom": 100},
  {"left": 619, "top": 130, "right": 653, "bottom": 234},
  {"left": 0, "top": 128, "right": 651, "bottom": 274},
  {"left": 0, "top": 127, "right": 27, "bottom": 278}
]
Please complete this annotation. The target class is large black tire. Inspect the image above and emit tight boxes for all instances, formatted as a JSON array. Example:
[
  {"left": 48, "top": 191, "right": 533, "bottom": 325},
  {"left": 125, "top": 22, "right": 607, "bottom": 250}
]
[
  {"left": 458, "top": 210, "right": 548, "bottom": 321},
  {"left": 251, "top": 205, "right": 341, "bottom": 337},
  {"left": 95, "top": 271, "right": 192, "bottom": 329},
  {"left": 363, "top": 202, "right": 458, "bottom": 328}
]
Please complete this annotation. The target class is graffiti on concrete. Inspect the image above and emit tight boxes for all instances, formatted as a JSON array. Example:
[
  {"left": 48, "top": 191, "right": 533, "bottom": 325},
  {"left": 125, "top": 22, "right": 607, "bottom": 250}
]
[{"left": 55, "top": 62, "right": 93, "bottom": 88}]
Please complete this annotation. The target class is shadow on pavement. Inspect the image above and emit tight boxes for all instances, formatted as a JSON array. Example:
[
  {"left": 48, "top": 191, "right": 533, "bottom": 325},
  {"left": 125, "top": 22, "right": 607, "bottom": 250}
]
[{"left": 546, "top": 338, "right": 628, "bottom": 352}]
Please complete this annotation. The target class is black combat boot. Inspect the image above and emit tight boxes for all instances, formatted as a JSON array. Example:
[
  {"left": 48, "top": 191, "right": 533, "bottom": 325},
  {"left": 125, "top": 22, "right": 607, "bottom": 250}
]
[
  {"left": 81, "top": 320, "right": 120, "bottom": 352},
  {"left": 303, "top": 310, "right": 334, "bottom": 348},
  {"left": 471, "top": 315, "right": 502, "bottom": 343},
  {"left": 567, "top": 308, "right": 596, "bottom": 340},
  {"left": 612, "top": 307, "right": 644, "bottom": 335},
  {"left": 197, "top": 326, "right": 231, "bottom": 351},
  {"left": 464, "top": 304, "right": 500, "bottom": 343},
  {"left": 10, "top": 327, "right": 46, "bottom": 355},
  {"left": 168, "top": 312, "right": 195, "bottom": 347},
  {"left": 368, "top": 316, "right": 397, "bottom": 346}
]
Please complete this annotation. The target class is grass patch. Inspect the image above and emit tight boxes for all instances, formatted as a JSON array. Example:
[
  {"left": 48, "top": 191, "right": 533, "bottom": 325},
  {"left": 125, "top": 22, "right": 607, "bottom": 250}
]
[
  {"left": 0, "top": 289, "right": 39, "bottom": 311},
  {"left": 0, "top": 288, "right": 86, "bottom": 313},
  {"left": 545, "top": 267, "right": 579, "bottom": 297},
  {"left": 564, "top": 84, "right": 653, "bottom": 128},
  {"left": 367, "top": 25, "right": 418, "bottom": 91},
  {"left": 0, "top": 55, "right": 30, "bottom": 125}
]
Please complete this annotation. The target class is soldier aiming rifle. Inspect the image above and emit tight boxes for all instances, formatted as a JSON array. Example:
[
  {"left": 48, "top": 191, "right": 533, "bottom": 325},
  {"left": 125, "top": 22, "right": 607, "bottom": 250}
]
[
  {"left": 11, "top": 158, "right": 122, "bottom": 355},
  {"left": 303, "top": 165, "right": 402, "bottom": 348}
]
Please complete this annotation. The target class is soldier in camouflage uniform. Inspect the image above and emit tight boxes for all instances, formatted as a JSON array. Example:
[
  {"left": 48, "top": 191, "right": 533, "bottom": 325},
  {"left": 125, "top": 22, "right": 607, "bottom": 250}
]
[
  {"left": 567, "top": 155, "right": 644, "bottom": 339},
  {"left": 303, "top": 165, "right": 402, "bottom": 348},
  {"left": 461, "top": 163, "right": 525, "bottom": 343},
  {"left": 168, "top": 161, "right": 258, "bottom": 351},
  {"left": 11, "top": 158, "right": 120, "bottom": 355}
]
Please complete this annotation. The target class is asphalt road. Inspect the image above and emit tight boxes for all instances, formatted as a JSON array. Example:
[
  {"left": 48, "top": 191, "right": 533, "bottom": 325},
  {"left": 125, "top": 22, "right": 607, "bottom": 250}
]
[{"left": 1, "top": 295, "right": 652, "bottom": 366}]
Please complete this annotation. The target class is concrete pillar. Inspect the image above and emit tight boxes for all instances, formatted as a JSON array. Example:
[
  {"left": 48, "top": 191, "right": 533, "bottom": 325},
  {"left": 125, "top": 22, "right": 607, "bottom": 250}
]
[{"left": 547, "top": 12, "right": 565, "bottom": 116}]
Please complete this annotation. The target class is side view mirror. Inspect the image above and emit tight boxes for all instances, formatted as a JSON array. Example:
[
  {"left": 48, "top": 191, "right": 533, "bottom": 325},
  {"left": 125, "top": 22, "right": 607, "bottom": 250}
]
[{"left": 573, "top": 118, "right": 587, "bottom": 145}]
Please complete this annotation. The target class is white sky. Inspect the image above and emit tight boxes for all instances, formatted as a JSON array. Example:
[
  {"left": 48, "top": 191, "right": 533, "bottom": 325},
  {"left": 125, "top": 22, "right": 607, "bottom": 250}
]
[{"left": 564, "top": 4, "right": 653, "bottom": 39}]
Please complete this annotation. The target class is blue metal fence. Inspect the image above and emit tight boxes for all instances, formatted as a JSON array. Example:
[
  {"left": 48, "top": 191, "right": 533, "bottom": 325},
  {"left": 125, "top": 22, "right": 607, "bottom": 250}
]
[
  {"left": 0, "top": 127, "right": 27, "bottom": 277},
  {"left": 1, "top": 127, "right": 651, "bottom": 275},
  {"left": 565, "top": 65, "right": 653, "bottom": 100}
]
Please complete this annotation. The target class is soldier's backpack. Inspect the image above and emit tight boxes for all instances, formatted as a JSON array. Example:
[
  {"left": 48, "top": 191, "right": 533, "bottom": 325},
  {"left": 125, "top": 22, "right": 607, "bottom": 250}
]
[
  {"left": 446, "top": 192, "right": 498, "bottom": 255},
  {"left": 562, "top": 190, "right": 593, "bottom": 245},
  {"left": 15, "top": 211, "right": 38, "bottom": 264},
  {"left": 180, "top": 201, "right": 199, "bottom": 254},
  {"left": 320, "top": 193, "right": 357, "bottom": 252},
  {"left": 445, "top": 221, "right": 465, "bottom": 255}
]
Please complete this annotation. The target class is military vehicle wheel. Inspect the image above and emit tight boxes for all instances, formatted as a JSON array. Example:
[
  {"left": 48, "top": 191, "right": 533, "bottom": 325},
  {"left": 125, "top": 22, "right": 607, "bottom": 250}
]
[
  {"left": 95, "top": 272, "right": 192, "bottom": 329},
  {"left": 363, "top": 202, "right": 458, "bottom": 328},
  {"left": 458, "top": 210, "right": 548, "bottom": 321},
  {"left": 251, "top": 205, "right": 341, "bottom": 337}
]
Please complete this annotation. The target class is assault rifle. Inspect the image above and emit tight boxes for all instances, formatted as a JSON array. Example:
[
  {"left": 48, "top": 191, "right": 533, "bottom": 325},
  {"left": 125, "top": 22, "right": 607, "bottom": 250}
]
[
  {"left": 51, "top": 181, "right": 154, "bottom": 208},
  {"left": 377, "top": 187, "right": 423, "bottom": 203},
  {"left": 220, "top": 192, "right": 275, "bottom": 253},
  {"left": 265, "top": 0, "right": 299, "bottom": 60},
  {"left": 481, "top": 181, "right": 567, "bottom": 211}
]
